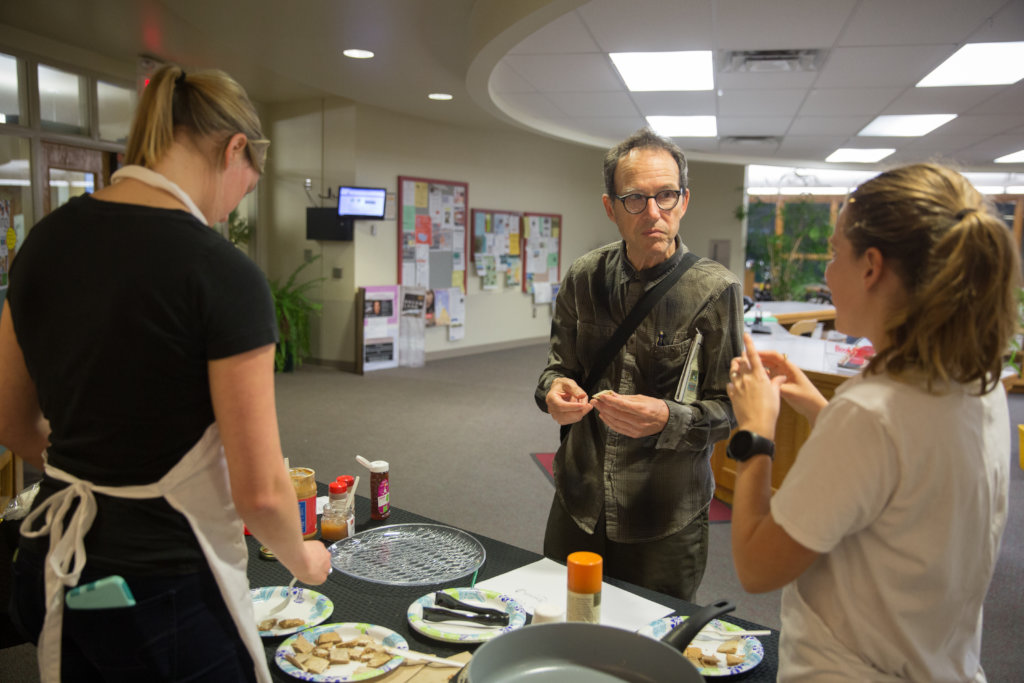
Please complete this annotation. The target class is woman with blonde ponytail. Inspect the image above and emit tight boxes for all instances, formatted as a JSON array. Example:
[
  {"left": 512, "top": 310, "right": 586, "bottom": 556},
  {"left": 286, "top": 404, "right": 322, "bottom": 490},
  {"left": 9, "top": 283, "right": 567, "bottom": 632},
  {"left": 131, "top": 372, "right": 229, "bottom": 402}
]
[
  {"left": 1, "top": 64, "right": 329, "bottom": 682},
  {"left": 725, "top": 163, "right": 1017, "bottom": 681}
]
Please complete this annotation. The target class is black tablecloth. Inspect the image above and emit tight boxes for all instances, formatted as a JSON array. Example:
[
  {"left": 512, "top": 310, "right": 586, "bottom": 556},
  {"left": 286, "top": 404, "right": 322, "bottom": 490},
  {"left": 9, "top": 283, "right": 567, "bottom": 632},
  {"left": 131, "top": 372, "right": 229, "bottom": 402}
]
[{"left": 248, "top": 486, "right": 779, "bottom": 681}]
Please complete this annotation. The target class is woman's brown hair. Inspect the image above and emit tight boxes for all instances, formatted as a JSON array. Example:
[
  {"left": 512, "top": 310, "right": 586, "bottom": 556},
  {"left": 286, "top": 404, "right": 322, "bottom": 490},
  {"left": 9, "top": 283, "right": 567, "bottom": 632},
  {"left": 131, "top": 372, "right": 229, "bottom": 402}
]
[
  {"left": 844, "top": 162, "right": 1021, "bottom": 393},
  {"left": 124, "top": 65, "right": 267, "bottom": 173}
]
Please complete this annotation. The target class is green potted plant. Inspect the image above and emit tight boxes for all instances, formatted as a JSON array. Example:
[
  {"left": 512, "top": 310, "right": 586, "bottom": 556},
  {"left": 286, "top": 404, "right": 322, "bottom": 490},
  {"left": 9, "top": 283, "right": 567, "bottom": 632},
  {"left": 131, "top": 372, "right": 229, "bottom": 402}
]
[{"left": 269, "top": 255, "right": 323, "bottom": 372}]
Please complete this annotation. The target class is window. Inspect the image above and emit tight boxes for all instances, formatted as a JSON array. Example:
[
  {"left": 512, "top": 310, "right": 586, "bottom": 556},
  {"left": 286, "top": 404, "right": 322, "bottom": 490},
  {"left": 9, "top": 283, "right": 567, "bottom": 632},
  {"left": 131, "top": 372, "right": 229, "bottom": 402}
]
[
  {"left": 97, "top": 80, "right": 136, "bottom": 143},
  {"left": 0, "top": 53, "right": 21, "bottom": 125},
  {"left": 38, "top": 64, "right": 88, "bottom": 135},
  {"left": 0, "top": 134, "right": 32, "bottom": 298}
]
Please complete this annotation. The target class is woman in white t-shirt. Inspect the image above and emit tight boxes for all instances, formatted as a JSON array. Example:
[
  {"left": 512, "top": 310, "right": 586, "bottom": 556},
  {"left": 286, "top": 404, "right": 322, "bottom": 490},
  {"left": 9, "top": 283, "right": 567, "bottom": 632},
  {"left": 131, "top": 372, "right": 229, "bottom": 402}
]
[{"left": 726, "top": 163, "right": 1018, "bottom": 681}]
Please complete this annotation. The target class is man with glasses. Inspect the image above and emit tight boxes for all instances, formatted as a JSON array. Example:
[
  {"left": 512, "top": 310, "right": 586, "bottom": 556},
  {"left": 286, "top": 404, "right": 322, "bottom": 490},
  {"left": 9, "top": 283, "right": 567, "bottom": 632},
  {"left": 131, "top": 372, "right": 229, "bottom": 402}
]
[{"left": 535, "top": 128, "right": 743, "bottom": 600}]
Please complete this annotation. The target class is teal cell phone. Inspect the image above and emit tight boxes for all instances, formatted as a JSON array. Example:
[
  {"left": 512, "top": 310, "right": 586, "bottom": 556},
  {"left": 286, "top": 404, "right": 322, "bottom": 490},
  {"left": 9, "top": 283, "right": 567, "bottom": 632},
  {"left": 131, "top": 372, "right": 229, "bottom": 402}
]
[{"left": 65, "top": 575, "right": 136, "bottom": 610}]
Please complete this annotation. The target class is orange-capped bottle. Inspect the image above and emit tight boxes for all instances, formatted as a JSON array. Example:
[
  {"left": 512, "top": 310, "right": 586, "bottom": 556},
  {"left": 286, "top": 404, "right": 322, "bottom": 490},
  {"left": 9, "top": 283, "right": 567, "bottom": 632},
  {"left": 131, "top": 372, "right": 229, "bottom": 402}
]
[{"left": 566, "top": 551, "right": 602, "bottom": 624}]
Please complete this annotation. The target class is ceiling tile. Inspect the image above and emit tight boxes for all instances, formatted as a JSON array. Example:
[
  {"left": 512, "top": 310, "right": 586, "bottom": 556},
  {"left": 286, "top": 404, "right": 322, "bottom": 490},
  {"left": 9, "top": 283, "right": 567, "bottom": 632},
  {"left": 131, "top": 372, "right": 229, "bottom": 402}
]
[
  {"left": 567, "top": 116, "right": 649, "bottom": 141},
  {"left": 788, "top": 115, "right": 871, "bottom": 136},
  {"left": 717, "top": 89, "right": 805, "bottom": 117},
  {"left": 883, "top": 86, "right": 1003, "bottom": 115},
  {"left": 630, "top": 91, "right": 717, "bottom": 116},
  {"left": 777, "top": 135, "right": 849, "bottom": 158},
  {"left": 969, "top": 82, "right": 1024, "bottom": 115},
  {"left": 493, "top": 92, "right": 565, "bottom": 120},
  {"left": 968, "top": 0, "right": 1024, "bottom": 42},
  {"left": 839, "top": 0, "right": 1009, "bottom": 46},
  {"left": 502, "top": 53, "right": 622, "bottom": 92},
  {"left": 800, "top": 87, "right": 903, "bottom": 116},
  {"left": 489, "top": 62, "right": 535, "bottom": 94},
  {"left": 546, "top": 91, "right": 640, "bottom": 117},
  {"left": 815, "top": 45, "right": 956, "bottom": 88},
  {"left": 577, "top": 0, "right": 714, "bottom": 53},
  {"left": 716, "top": 71, "right": 818, "bottom": 90},
  {"left": 714, "top": 0, "right": 856, "bottom": 49},
  {"left": 938, "top": 114, "right": 1023, "bottom": 137},
  {"left": 717, "top": 117, "right": 792, "bottom": 136},
  {"left": 508, "top": 11, "right": 600, "bottom": 54}
]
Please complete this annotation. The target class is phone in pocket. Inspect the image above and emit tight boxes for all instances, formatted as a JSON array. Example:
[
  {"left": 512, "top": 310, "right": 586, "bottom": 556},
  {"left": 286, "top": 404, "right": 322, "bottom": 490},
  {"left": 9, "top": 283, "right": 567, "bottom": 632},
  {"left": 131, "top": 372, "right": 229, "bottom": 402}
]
[{"left": 65, "top": 575, "right": 136, "bottom": 610}]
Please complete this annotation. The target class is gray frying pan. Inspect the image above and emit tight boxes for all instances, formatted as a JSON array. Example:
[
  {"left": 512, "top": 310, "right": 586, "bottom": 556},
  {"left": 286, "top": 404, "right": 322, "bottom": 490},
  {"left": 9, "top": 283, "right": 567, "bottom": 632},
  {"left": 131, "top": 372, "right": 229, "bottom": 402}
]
[{"left": 453, "top": 599, "right": 735, "bottom": 682}]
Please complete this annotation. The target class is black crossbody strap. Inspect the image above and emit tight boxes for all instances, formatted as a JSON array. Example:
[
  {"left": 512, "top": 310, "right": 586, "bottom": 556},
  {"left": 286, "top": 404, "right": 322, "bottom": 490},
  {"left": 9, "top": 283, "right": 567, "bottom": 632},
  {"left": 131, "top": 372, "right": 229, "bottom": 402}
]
[{"left": 580, "top": 250, "right": 699, "bottom": 395}]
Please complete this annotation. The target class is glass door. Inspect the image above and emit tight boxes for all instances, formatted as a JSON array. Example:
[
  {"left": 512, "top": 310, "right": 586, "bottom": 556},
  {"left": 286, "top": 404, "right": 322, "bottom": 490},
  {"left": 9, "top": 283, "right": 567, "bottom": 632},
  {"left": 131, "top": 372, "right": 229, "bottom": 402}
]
[{"left": 41, "top": 141, "right": 106, "bottom": 216}]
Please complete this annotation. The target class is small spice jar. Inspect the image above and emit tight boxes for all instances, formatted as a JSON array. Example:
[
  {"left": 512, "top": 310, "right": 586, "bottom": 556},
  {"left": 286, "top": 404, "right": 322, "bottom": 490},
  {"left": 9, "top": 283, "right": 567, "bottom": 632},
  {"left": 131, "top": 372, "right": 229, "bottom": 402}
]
[
  {"left": 289, "top": 467, "right": 318, "bottom": 540},
  {"left": 356, "top": 455, "right": 390, "bottom": 520},
  {"left": 566, "top": 551, "right": 602, "bottom": 624}
]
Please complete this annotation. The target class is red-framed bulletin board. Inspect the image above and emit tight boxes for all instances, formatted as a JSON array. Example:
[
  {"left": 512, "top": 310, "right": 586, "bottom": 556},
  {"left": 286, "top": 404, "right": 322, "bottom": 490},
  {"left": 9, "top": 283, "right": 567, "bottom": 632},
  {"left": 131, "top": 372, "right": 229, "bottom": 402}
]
[
  {"left": 521, "top": 212, "right": 562, "bottom": 294},
  {"left": 397, "top": 176, "right": 469, "bottom": 293},
  {"left": 470, "top": 208, "right": 523, "bottom": 291}
]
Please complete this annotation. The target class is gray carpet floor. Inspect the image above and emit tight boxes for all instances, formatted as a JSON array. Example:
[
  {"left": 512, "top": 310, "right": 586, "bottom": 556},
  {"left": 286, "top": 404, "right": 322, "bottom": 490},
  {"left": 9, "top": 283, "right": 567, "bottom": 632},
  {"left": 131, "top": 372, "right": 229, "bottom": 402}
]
[{"left": 1, "top": 342, "right": 1020, "bottom": 680}]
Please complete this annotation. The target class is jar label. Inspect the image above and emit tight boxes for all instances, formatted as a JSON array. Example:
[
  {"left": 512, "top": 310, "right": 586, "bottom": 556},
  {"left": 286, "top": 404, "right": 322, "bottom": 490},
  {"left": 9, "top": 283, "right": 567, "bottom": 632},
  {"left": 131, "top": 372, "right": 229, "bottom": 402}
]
[
  {"left": 376, "top": 480, "right": 390, "bottom": 515},
  {"left": 298, "top": 496, "right": 316, "bottom": 536}
]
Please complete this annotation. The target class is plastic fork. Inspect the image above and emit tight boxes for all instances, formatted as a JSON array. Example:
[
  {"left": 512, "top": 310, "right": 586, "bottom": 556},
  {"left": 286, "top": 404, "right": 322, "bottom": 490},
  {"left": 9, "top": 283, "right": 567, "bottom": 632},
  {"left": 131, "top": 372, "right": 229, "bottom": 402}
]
[{"left": 266, "top": 576, "right": 298, "bottom": 617}]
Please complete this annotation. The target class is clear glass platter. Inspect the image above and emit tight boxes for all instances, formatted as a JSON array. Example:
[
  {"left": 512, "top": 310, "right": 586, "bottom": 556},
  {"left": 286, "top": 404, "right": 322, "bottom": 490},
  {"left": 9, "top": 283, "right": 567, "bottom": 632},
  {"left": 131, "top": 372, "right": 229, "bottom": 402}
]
[{"left": 329, "top": 523, "right": 486, "bottom": 586}]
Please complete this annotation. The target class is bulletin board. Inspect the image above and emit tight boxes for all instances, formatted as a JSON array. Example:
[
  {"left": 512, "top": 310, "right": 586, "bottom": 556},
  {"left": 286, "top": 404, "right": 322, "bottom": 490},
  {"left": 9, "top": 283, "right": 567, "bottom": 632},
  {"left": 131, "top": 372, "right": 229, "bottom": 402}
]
[
  {"left": 471, "top": 208, "right": 522, "bottom": 291},
  {"left": 521, "top": 212, "right": 562, "bottom": 294},
  {"left": 397, "top": 176, "right": 468, "bottom": 293}
]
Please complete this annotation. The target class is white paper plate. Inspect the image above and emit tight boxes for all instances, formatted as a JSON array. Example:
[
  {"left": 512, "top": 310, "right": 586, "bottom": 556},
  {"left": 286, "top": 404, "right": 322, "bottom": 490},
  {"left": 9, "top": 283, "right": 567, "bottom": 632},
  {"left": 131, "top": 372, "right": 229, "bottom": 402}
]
[
  {"left": 274, "top": 622, "right": 408, "bottom": 681},
  {"left": 637, "top": 616, "right": 765, "bottom": 677},
  {"left": 407, "top": 587, "right": 527, "bottom": 643},
  {"left": 251, "top": 586, "right": 334, "bottom": 637}
]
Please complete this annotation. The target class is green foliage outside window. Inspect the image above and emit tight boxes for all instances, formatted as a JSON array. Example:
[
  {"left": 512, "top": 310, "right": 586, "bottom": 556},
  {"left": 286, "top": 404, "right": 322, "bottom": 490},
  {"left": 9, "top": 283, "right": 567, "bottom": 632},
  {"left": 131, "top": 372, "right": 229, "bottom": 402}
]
[{"left": 745, "top": 196, "right": 833, "bottom": 301}]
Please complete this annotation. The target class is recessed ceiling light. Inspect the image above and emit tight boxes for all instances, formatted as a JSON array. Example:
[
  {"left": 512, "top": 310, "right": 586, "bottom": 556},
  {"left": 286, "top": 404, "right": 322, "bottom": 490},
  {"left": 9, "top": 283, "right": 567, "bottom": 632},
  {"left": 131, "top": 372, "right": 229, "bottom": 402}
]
[
  {"left": 610, "top": 51, "right": 714, "bottom": 91},
  {"left": 974, "top": 186, "right": 1005, "bottom": 195},
  {"left": 858, "top": 114, "right": 956, "bottom": 137},
  {"left": 917, "top": 42, "right": 1024, "bottom": 87},
  {"left": 995, "top": 149, "right": 1024, "bottom": 163},
  {"left": 826, "top": 148, "right": 895, "bottom": 163},
  {"left": 1007, "top": 185, "right": 1024, "bottom": 193},
  {"left": 343, "top": 49, "right": 374, "bottom": 59},
  {"left": 646, "top": 115, "right": 717, "bottom": 137},
  {"left": 428, "top": 93, "right": 453, "bottom": 101}
]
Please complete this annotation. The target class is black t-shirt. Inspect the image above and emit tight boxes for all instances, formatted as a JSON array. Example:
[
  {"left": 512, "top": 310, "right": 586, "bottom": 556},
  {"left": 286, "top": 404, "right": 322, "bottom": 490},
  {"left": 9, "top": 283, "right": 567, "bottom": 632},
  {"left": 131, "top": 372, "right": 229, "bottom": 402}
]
[{"left": 9, "top": 195, "right": 278, "bottom": 573}]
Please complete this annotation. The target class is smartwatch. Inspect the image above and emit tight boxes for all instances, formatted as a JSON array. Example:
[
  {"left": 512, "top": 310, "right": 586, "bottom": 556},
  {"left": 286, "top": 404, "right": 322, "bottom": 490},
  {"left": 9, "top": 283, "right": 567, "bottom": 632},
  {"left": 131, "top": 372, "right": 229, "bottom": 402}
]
[{"left": 727, "top": 430, "right": 775, "bottom": 462}]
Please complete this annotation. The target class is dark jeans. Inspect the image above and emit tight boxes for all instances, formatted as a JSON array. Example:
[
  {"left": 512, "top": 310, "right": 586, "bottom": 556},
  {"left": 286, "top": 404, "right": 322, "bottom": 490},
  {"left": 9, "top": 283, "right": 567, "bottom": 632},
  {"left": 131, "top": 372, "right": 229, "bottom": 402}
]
[
  {"left": 10, "top": 546, "right": 257, "bottom": 682},
  {"left": 543, "top": 494, "right": 709, "bottom": 602}
]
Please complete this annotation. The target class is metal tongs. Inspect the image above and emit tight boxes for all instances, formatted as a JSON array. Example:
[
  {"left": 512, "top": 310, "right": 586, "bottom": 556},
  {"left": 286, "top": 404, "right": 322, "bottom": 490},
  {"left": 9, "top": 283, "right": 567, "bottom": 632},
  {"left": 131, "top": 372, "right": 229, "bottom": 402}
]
[{"left": 422, "top": 591, "right": 510, "bottom": 626}]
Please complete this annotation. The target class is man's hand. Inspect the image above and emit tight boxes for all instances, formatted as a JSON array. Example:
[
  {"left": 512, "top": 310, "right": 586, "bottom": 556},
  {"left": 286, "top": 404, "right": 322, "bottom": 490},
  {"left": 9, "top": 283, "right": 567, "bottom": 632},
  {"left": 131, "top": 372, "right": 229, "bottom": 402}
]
[
  {"left": 590, "top": 391, "right": 669, "bottom": 438},
  {"left": 545, "top": 377, "right": 594, "bottom": 426}
]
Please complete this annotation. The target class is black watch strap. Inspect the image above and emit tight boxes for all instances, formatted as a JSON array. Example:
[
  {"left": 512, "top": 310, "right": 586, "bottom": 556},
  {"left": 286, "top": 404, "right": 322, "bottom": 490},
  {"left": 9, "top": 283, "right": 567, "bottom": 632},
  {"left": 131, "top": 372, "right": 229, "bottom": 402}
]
[{"left": 727, "top": 430, "right": 775, "bottom": 461}]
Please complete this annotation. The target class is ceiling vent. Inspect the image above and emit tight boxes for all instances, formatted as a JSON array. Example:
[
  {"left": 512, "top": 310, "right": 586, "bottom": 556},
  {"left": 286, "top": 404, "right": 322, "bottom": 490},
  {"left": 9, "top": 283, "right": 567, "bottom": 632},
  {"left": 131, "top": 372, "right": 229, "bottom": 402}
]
[
  {"left": 722, "top": 136, "right": 781, "bottom": 146},
  {"left": 719, "top": 49, "right": 825, "bottom": 73}
]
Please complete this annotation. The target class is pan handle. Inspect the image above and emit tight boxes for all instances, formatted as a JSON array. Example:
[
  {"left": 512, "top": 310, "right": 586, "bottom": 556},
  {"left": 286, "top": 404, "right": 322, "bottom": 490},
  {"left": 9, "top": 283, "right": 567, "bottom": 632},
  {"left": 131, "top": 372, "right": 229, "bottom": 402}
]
[{"left": 661, "top": 599, "right": 736, "bottom": 652}]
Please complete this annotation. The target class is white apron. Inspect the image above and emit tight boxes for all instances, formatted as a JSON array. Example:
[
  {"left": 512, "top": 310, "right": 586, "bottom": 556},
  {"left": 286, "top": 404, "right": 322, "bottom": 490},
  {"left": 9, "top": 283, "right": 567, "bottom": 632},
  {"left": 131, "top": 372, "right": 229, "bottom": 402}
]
[{"left": 19, "top": 167, "right": 271, "bottom": 682}]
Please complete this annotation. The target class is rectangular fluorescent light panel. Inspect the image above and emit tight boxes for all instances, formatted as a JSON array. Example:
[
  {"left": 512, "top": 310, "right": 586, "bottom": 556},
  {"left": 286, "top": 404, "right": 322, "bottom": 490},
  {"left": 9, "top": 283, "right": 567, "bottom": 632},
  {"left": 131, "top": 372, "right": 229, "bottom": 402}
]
[
  {"left": 826, "top": 148, "right": 895, "bottom": 163},
  {"left": 646, "top": 115, "right": 717, "bottom": 137},
  {"left": 995, "top": 149, "right": 1024, "bottom": 163},
  {"left": 917, "top": 42, "right": 1024, "bottom": 87},
  {"left": 858, "top": 114, "right": 956, "bottom": 137},
  {"left": 610, "top": 51, "right": 713, "bottom": 91}
]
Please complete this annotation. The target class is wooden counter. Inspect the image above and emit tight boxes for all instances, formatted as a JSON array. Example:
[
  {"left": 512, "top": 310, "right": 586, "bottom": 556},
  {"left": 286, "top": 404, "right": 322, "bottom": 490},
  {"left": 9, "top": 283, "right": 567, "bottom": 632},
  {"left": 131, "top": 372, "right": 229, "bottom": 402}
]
[
  {"left": 711, "top": 326, "right": 858, "bottom": 504},
  {"left": 747, "top": 301, "right": 836, "bottom": 330}
]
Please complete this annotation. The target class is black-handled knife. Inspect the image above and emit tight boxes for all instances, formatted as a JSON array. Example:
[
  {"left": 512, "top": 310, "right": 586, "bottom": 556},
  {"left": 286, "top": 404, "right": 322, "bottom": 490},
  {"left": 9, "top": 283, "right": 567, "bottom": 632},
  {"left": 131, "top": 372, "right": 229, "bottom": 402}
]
[
  {"left": 434, "top": 591, "right": 508, "bottom": 619},
  {"left": 421, "top": 606, "right": 510, "bottom": 627}
]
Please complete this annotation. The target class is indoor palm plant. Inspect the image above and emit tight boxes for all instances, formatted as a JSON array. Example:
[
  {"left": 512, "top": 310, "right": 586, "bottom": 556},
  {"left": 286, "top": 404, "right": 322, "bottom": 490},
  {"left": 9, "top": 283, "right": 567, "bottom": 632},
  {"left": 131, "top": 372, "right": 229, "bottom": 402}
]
[{"left": 269, "top": 255, "right": 323, "bottom": 372}]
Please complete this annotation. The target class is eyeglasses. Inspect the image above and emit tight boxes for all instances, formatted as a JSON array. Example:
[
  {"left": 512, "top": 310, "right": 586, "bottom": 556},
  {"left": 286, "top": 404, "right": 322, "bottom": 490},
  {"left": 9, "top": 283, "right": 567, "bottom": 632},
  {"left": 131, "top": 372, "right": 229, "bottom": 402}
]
[
  {"left": 614, "top": 189, "right": 684, "bottom": 214},
  {"left": 245, "top": 138, "right": 271, "bottom": 174}
]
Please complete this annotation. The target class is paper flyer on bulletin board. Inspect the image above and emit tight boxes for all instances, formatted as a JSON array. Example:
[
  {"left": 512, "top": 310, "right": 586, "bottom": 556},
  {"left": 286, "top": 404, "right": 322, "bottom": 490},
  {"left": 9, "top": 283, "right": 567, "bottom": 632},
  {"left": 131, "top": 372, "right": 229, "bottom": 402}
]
[
  {"left": 472, "top": 208, "right": 522, "bottom": 291},
  {"left": 362, "top": 285, "right": 400, "bottom": 371},
  {"left": 0, "top": 200, "right": 14, "bottom": 302},
  {"left": 399, "top": 176, "right": 468, "bottom": 293},
  {"left": 523, "top": 213, "right": 561, "bottom": 294}
]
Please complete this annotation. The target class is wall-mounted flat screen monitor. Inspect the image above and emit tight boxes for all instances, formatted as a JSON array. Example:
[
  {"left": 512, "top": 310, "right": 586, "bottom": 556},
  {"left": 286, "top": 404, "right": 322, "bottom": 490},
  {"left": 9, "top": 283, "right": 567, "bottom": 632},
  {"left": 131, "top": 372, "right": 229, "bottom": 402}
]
[{"left": 338, "top": 186, "right": 386, "bottom": 219}]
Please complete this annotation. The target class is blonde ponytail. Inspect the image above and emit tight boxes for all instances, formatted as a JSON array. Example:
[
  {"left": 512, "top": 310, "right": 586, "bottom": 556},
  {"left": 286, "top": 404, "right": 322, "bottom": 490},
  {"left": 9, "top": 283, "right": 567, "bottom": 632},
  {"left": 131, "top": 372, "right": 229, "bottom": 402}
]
[
  {"left": 844, "top": 163, "right": 1021, "bottom": 393},
  {"left": 124, "top": 64, "right": 265, "bottom": 172}
]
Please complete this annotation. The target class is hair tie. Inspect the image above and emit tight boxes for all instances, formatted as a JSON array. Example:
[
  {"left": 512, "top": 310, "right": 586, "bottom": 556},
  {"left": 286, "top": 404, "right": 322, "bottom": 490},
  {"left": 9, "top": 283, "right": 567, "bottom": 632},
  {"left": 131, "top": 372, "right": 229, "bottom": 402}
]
[
  {"left": 175, "top": 71, "right": 187, "bottom": 87},
  {"left": 955, "top": 207, "right": 976, "bottom": 220}
]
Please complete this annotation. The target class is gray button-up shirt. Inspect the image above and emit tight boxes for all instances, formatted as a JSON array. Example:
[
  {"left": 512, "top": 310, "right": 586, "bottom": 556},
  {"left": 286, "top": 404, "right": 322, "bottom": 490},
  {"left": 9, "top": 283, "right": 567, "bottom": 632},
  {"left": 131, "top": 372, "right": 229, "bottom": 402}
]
[{"left": 535, "top": 237, "right": 743, "bottom": 543}]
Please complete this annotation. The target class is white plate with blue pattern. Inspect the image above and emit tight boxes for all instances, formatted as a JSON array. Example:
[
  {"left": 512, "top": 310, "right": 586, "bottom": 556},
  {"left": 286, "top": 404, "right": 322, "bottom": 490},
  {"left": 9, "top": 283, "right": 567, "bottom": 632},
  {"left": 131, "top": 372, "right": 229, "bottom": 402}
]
[
  {"left": 637, "top": 616, "right": 765, "bottom": 677},
  {"left": 274, "top": 622, "right": 408, "bottom": 681},
  {"left": 251, "top": 586, "right": 334, "bottom": 637},
  {"left": 407, "top": 587, "right": 527, "bottom": 644}
]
